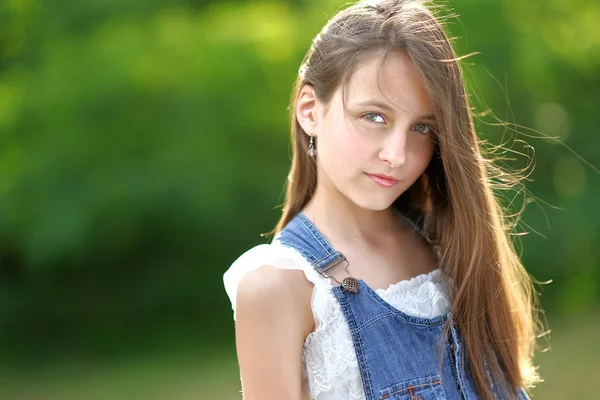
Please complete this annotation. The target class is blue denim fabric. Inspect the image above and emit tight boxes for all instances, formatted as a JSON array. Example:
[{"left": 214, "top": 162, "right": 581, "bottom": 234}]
[{"left": 275, "top": 211, "right": 530, "bottom": 400}]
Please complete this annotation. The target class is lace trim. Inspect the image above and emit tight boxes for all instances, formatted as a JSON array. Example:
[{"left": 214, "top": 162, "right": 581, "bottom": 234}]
[{"left": 269, "top": 242, "right": 452, "bottom": 400}]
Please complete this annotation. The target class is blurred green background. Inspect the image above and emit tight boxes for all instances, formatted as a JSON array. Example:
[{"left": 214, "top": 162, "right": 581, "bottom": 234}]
[{"left": 0, "top": 0, "right": 598, "bottom": 398}]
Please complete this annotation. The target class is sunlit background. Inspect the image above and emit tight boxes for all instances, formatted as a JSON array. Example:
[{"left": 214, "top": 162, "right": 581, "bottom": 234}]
[{"left": 0, "top": 0, "right": 598, "bottom": 398}]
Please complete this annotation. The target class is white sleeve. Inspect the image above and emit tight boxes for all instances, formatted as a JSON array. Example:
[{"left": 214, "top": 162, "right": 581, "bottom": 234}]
[{"left": 222, "top": 242, "right": 330, "bottom": 321}]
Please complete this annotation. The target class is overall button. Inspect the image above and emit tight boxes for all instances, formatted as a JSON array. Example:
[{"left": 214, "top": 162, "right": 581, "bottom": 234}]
[
  {"left": 342, "top": 277, "right": 359, "bottom": 293},
  {"left": 411, "top": 397, "right": 423, "bottom": 400}
]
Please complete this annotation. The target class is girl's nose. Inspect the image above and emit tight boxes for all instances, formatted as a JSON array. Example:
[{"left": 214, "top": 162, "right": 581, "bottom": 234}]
[{"left": 378, "top": 132, "right": 408, "bottom": 168}]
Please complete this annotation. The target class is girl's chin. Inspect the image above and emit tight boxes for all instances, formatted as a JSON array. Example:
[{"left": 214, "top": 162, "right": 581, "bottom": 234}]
[{"left": 350, "top": 195, "right": 399, "bottom": 212}]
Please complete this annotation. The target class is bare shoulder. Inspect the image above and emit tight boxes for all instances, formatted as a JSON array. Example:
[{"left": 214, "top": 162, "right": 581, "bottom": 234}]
[
  {"left": 236, "top": 265, "right": 315, "bottom": 337},
  {"left": 235, "top": 265, "right": 315, "bottom": 399}
]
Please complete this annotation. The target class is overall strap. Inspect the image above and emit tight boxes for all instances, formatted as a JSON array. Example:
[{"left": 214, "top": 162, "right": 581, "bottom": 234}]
[
  {"left": 276, "top": 208, "right": 439, "bottom": 278},
  {"left": 275, "top": 213, "right": 348, "bottom": 276}
]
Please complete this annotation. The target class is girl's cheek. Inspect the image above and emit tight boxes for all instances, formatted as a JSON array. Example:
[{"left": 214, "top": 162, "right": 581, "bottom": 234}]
[
  {"left": 348, "top": 126, "right": 376, "bottom": 149},
  {"left": 327, "top": 118, "right": 375, "bottom": 158}
]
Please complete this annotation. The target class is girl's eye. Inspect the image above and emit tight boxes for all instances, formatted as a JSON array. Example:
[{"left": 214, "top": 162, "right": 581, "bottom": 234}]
[
  {"left": 362, "top": 112, "right": 386, "bottom": 124},
  {"left": 412, "top": 123, "right": 436, "bottom": 136}
]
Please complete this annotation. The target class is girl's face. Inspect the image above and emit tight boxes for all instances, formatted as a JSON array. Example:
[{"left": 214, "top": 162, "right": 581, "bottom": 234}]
[{"left": 297, "top": 51, "right": 437, "bottom": 211}]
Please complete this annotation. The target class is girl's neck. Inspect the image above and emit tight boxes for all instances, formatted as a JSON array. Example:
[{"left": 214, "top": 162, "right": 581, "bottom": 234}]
[{"left": 300, "top": 187, "right": 406, "bottom": 248}]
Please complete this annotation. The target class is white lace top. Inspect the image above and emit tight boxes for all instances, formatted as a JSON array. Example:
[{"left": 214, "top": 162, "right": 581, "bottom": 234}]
[{"left": 223, "top": 240, "right": 453, "bottom": 400}]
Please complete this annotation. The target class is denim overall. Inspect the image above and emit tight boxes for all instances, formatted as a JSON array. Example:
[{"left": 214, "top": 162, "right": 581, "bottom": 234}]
[{"left": 274, "top": 211, "right": 530, "bottom": 400}]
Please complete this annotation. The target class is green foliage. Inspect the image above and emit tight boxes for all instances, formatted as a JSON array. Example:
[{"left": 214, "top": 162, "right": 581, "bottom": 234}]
[{"left": 0, "top": 0, "right": 598, "bottom": 362}]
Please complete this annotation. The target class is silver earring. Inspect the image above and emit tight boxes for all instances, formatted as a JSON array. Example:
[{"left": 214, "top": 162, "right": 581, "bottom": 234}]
[{"left": 308, "top": 135, "right": 317, "bottom": 157}]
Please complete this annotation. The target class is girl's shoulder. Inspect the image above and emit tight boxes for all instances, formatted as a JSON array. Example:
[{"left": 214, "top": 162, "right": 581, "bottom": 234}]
[{"left": 223, "top": 240, "right": 331, "bottom": 321}]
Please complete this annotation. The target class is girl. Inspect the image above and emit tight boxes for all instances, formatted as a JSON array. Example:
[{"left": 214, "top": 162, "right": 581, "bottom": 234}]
[{"left": 223, "top": 0, "right": 547, "bottom": 399}]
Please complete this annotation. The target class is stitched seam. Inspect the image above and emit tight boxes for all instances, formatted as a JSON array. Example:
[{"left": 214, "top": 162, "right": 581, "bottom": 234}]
[
  {"left": 316, "top": 252, "right": 345, "bottom": 272},
  {"left": 297, "top": 213, "right": 333, "bottom": 254},
  {"left": 357, "top": 312, "right": 397, "bottom": 331},
  {"left": 295, "top": 214, "right": 344, "bottom": 274},
  {"left": 337, "top": 290, "right": 375, "bottom": 400},
  {"left": 276, "top": 240, "right": 318, "bottom": 266},
  {"left": 448, "top": 344, "right": 463, "bottom": 399},
  {"left": 382, "top": 379, "right": 442, "bottom": 398},
  {"left": 483, "top": 356, "right": 499, "bottom": 400},
  {"left": 363, "top": 286, "right": 446, "bottom": 326},
  {"left": 449, "top": 326, "right": 468, "bottom": 400},
  {"left": 434, "top": 378, "right": 442, "bottom": 400},
  {"left": 277, "top": 237, "right": 339, "bottom": 278}
]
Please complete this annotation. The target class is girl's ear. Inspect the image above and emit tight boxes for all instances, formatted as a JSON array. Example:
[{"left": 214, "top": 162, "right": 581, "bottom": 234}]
[{"left": 295, "top": 84, "right": 319, "bottom": 137}]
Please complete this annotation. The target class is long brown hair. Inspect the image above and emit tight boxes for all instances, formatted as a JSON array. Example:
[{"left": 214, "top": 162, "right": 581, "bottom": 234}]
[{"left": 265, "top": 0, "right": 549, "bottom": 398}]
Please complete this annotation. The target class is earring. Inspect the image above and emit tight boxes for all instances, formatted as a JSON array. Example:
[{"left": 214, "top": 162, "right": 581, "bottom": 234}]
[{"left": 307, "top": 135, "right": 317, "bottom": 157}]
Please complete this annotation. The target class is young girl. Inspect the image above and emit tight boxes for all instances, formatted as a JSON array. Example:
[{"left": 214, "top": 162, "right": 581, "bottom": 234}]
[{"left": 223, "top": 0, "right": 547, "bottom": 398}]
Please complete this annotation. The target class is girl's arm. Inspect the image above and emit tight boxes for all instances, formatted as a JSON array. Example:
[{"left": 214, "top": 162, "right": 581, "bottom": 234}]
[{"left": 235, "top": 265, "right": 315, "bottom": 400}]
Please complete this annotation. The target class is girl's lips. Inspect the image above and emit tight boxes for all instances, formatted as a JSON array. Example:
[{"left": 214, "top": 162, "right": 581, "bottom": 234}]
[{"left": 365, "top": 173, "right": 400, "bottom": 187}]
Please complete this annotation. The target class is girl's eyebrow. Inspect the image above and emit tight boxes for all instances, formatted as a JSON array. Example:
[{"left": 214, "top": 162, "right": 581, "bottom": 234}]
[
  {"left": 354, "top": 100, "right": 436, "bottom": 121},
  {"left": 419, "top": 114, "right": 437, "bottom": 122},
  {"left": 355, "top": 100, "right": 395, "bottom": 112}
]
